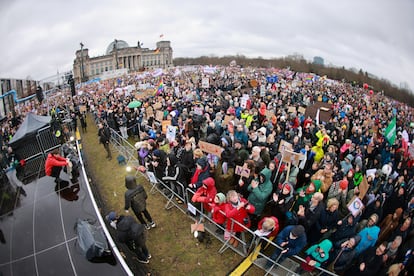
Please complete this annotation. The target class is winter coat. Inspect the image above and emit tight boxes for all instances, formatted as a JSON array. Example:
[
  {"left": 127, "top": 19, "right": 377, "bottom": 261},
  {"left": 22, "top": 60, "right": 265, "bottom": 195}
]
[
  {"left": 293, "top": 179, "right": 322, "bottom": 211},
  {"left": 247, "top": 168, "right": 273, "bottom": 216},
  {"left": 191, "top": 177, "right": 217, "bottom": 212},
  {"left": 304, "top": 239, "right": 333, "bottom": 268},
  {"left": 124, "top": 183, "right": 147, "bottom": 214},
  {"left": 213, "top": 159, "right": 235, "bottom": 194},
  {"left": 116, "top": 215, "right": 146, "bottom": 247},
  {"left": 45, "top": 153, "right": 68, "bottom": 176},
  {"left": 224, "top": 196, "right": 255, "bottom": 232},
  {"left": 355, "top": 225, "right": 380, "bottom": 256},
  {"left": 275, "top": 225, "right": 307, "bottom": 257}
]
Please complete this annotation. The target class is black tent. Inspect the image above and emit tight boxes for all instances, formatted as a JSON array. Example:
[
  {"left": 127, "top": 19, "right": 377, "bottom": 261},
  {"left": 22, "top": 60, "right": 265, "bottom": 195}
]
[{"left": 9, "top": 113, "right": 51, "bottom": 148}]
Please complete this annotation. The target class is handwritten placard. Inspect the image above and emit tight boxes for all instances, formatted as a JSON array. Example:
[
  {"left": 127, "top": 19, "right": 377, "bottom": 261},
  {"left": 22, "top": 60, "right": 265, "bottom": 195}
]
[
  {"left": 278, "top": 139, "right": 293, "bottom": 153},
  {"left": 265, "top": 110, "right": 275, "bottom": 120},
  {"left": 198, "top": 141, "right": 224, "bottom": 156},
  {"left": 287, "top": 106, "right": 296, "bottom": 114},
  {"left": 281, "top": 150, "right": 305, "bottom": 166},
  {"left": 298, "top": 106, "right": 306, "bottom": 114},
  {"left": 156, "top": 110, "right": 164, "bottom": 122},
  {"left": 235, "top": 165, "right": 250, "bottom": 178},
  {"left": 153, "top": 102, "right": 162, "bottom": 110},
  {"left": 146, "top": 106, "right": 154, "bottom": 118},
  {"left": 161, "top": 120, "right": 170, "bottom": 133}
]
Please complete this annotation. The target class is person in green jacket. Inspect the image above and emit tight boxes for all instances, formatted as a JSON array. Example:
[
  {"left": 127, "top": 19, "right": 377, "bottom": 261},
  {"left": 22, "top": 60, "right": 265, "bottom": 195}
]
[
  {"left": 247, "top": 167, "right": 273, "bottom": 229},
  {"left": 298, "top": 239, "right": 333, "bottom": 273},
  {"left": 293, "top": 179, "right": 322, "bottom": 212}
]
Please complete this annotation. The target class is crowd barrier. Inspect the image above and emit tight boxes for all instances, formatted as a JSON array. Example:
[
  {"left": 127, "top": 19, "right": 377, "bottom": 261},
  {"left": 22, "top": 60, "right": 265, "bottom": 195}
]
[{"left": 103, "top": 124, "right": 338, "bottom": 275}]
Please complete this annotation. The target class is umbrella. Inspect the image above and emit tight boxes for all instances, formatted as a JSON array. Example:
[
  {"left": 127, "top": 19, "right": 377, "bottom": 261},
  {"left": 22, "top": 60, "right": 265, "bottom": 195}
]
[{"left": 128, "top": 100, "right": 142, "bottom": 108}]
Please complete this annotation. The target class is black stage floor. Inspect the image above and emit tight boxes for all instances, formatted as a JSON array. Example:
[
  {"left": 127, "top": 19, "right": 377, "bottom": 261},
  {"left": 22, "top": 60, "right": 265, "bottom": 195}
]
[{"left": 0, "top": 172, "right": 131, "bottom": 276}]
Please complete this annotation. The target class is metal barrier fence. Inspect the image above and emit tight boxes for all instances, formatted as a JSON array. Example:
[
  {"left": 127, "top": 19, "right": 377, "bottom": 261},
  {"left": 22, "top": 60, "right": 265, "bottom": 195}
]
[
  {"left": 13, "top": 126, "right": 61, "bottom": 182},
  {"left": 105, "top": 126, "right": 339, "bottom": 275}
]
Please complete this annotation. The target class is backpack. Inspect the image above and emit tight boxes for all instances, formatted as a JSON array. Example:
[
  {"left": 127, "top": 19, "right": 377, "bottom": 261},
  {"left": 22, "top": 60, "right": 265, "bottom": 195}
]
[{"left": 75, "top": 219, "right": 111, "bottom": 261}]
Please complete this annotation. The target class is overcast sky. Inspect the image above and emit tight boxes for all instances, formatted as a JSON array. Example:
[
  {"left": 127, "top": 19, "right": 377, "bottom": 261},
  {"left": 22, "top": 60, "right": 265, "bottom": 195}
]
[{"left": 0, "top": 0, "right": 413, "bottom": 91}]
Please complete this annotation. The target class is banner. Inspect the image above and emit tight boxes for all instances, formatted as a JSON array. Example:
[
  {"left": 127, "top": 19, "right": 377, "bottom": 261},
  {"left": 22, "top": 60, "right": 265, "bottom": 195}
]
[{"left": 198, "top": 141, "right": 224, "bottom": 156}]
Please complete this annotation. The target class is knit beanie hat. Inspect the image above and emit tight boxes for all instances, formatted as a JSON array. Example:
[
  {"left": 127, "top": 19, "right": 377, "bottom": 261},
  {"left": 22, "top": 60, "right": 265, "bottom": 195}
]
[{"left": 216, "top": 192, "right": 226, "bottom": 204}]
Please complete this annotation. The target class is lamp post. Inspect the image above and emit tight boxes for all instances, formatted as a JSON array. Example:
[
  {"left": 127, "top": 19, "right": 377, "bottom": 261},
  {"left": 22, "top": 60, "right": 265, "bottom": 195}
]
[
  {"left": 80, "top": 42, "right": 85, "bottom": 82},
  {"left": 114, "top": 39, "right": 119, "bottom": 70}
]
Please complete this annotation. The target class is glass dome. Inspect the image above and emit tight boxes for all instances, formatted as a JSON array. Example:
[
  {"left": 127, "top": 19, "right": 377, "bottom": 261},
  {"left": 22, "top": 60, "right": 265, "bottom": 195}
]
[{"left": 106, "top": 40, "right": 129, "bottom": 54}]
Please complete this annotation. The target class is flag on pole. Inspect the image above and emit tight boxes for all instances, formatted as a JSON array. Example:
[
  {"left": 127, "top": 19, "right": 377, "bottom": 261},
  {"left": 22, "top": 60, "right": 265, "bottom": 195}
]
[
  {"left": 154, "top": 79, "right": 164, "bottom": 96},
  {"left": 385, "top": 117, "right": 396, "bottom": 145}
]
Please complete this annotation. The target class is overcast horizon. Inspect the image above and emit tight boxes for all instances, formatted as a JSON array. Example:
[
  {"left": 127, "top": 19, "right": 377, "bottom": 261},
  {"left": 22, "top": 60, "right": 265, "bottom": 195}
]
[{"left": 1, "top": 0, "right": 413, "bottom": 91}]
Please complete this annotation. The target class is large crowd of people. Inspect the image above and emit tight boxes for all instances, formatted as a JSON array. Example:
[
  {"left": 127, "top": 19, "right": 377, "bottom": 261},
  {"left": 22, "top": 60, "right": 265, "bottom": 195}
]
[{"left": 1, "top": 64, "right": 414, "bottom": 275}]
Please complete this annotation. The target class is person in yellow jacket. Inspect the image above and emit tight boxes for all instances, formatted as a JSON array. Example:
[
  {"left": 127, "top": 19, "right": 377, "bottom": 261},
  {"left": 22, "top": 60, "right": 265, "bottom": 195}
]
[{"left": 311, "top": 128, "right": 330, "bottom": 162}]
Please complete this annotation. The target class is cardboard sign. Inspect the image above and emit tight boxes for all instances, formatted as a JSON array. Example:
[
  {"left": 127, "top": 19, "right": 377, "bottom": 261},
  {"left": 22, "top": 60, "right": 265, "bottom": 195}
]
[
  {"left": 161, "top": 120, "right": 170, "bottom": 133},
  {"left": 79, "top": 105, "right": 87, "bottom": 113},
  {"left": 265, "top": 110, "right": 274, "bottom": 120},
  {"left": 281, "top": 150, "right": 305, "bottom": 166},
  {"left": 201, "top": 77, "right": 210, "bottom": 88},
  {"left": 235, "top": 165, "right": 250, "bottom": 178},
  {"left": 146, "top": 106, "right": 154, "bottom": 117},
  {"left": 198, "top": 141, "right": 224, "bottom": 156},
  {"left": 153, "top": 102, "right": 162, "bottom": 110},
  {"left": 358, "top": 176, "right": 369, "bottom": 200},
  {"left": 194, "top": 107, "right": 203, "bottom": 116},
  {"left": 298, "top": 106, "right": 306, "bottom": 114},
  {"left": 278, "top": 139, "right": 293, "bottom": 153},
  {"left": 287, "top": 106, "right": 296, "bottom": 114},
  {"left": 156, "top": 110, "right": 164, "bottom": 122}
]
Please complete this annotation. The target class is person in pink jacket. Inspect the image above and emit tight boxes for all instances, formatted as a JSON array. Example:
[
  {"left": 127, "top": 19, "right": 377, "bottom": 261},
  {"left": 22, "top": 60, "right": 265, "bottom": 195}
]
[
  {"left": 191, "top": 177, "right": 217, "bottom": 213},
  {"left": 224, "top": 190, "right": 255, "bottom": 247}
]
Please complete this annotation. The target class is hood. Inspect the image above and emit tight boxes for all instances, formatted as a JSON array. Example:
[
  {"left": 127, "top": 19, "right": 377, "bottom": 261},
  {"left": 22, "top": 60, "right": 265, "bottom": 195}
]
[
  {"left": 259, "top": 168, "right": 272, "bottom": 183},
  {"left": 318, "top": 239, "right": 333, "bottom": 253},
  {"left": 197, "top": 157, "right": 208, "bottom": 169},
  {"left": 311, "top": 179, "right": 322, "bottom": 191},
  {"left": 258, "top": 127, "right": 267, "bottom": 136},
  {"left": 125, "top": 175, "right": 137, "bottom": 189},
  {"left": 168, "top": 153, "right": 178, "bottom": 166},
  {"left": 202, "top": 177, "right": 215, "bottom": 189}
]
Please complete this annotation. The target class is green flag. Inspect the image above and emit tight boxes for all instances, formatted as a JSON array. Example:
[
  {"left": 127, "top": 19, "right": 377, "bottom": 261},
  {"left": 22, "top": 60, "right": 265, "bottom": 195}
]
[{"left": 385, "top": 117, "right": 396, "bottom": 145}]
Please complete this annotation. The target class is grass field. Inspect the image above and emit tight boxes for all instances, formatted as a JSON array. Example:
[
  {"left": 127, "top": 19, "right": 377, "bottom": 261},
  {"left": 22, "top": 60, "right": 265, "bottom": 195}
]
[{"left": 80, "top": 115, "right": 263, "bottom": 276}]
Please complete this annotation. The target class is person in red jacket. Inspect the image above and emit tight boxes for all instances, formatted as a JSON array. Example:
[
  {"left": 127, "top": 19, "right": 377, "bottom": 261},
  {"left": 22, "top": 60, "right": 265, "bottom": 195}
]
[
  {"left": 191, "top": 177, "right": 217, "bottom": 213},
  {"left": 45, "top": 148, "right": 72, "bottom": 183},
  {"left": 224, "top": 190, "right": 255, "bottom": 247},
  {"left": 211, "top": 192, "right": 227, "bottom": 234}
]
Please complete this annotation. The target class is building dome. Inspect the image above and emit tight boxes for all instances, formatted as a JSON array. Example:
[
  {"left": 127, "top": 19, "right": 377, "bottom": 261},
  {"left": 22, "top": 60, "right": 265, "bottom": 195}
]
[{"left": 106, "top": 40, "right": 129, "bottom": 54}]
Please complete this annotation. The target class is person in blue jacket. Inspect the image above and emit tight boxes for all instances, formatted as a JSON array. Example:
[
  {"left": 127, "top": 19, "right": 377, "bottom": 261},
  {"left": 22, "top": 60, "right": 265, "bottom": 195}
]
[{"left": 266, "top": 225, "right": 307, "bottom": 268}]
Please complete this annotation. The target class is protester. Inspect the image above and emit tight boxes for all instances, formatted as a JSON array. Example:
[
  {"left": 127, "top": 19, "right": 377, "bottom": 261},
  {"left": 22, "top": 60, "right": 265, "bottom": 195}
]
[
  {"left": 124, "top": 175, "right": 156, "bottom": 230},
  {"left": 106, "top": 211, "right": 151, "bottom": 264}
]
